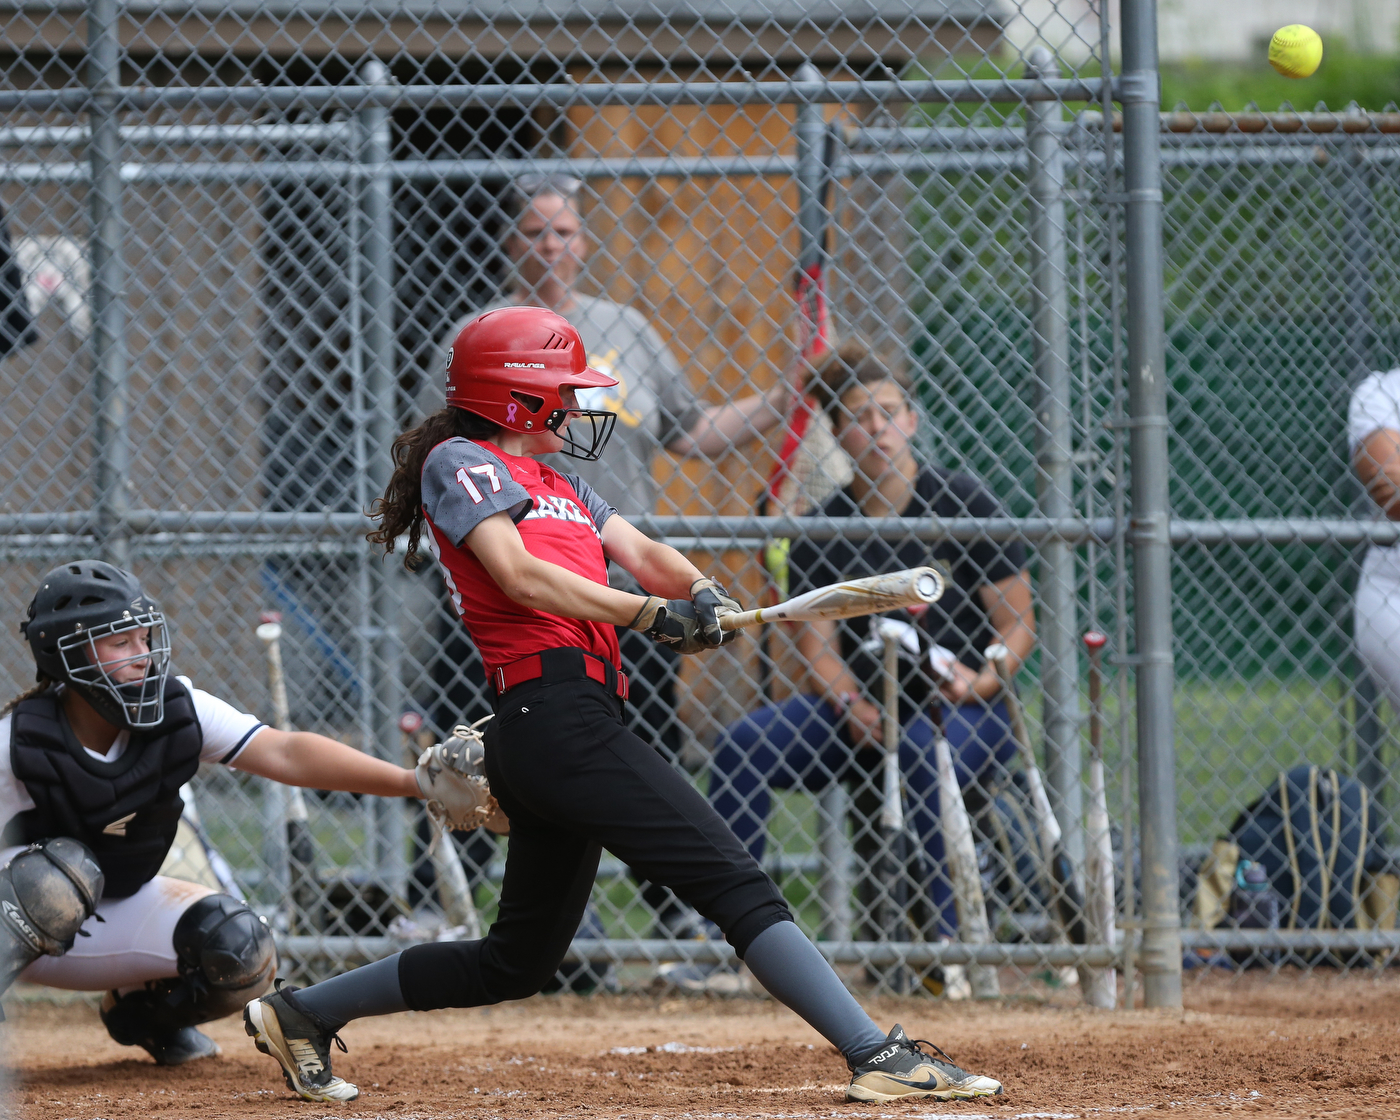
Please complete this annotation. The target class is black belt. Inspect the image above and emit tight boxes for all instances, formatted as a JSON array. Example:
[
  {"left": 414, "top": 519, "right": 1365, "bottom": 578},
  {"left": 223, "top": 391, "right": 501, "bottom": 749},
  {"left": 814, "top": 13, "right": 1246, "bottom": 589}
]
[{"left": 492, "top": 647, "right": 629, "bottom": 702}]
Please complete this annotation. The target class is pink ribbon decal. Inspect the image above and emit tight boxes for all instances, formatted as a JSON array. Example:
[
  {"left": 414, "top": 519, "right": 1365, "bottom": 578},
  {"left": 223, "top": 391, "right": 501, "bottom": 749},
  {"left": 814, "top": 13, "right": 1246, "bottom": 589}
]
[{"left": 506, "top": 402, "right": 518, "bottom": 423}]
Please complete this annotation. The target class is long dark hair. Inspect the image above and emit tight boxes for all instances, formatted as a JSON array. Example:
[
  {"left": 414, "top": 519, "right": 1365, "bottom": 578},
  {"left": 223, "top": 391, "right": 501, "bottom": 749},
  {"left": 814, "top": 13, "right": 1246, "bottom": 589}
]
[
  {"left": 368, "top": 407, "right": 499, "bottom": 568},
  {"left": 1, "top": 674, "right": 54, "bottom": 717}
]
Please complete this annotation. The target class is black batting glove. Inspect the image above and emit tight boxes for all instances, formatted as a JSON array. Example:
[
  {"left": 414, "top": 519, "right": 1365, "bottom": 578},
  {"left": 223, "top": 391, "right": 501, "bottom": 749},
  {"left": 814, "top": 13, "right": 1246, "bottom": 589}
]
[
  {"left": 627, "top": 595, "right": 709, "bottom": 654},
  {"left": 690, "top": 577, "right": 741, "bottom": 648}
]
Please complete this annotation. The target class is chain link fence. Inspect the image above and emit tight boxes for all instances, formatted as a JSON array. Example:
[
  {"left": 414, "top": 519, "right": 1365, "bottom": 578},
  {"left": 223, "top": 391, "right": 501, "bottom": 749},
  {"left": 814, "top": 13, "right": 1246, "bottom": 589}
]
[{"left": 5, "top": 0, "right": 1394, "bottom": 1010}]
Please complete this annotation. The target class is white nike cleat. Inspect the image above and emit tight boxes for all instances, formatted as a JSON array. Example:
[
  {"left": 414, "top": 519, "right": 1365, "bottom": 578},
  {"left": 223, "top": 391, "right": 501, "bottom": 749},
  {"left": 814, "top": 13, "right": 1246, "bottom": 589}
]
[
  {"left": 846, "top": 1024, "right": 1003, "bottom": 1102},
  {"left": 244, "top": 981, "right": 359, "bottom": 1103}
]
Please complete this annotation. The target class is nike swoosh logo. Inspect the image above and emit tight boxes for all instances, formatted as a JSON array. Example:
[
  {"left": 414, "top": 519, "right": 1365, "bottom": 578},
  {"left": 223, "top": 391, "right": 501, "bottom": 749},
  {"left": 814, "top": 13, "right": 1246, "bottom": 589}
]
[{"left": 878, "top": 1072, "right": 944, "bottom": 1089}]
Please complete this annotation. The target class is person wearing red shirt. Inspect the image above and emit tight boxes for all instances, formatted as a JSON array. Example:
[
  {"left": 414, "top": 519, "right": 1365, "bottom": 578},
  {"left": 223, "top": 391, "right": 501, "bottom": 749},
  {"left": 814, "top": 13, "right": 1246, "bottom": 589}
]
[{"left": 243, "top": 306, "right": 1003, "bottom": 1107}]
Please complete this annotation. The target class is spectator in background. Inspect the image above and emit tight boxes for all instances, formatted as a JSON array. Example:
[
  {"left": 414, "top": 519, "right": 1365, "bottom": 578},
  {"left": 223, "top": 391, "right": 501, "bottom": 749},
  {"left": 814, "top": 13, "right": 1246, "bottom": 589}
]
[
  {"left": 1349, "top": 369, "right": 1400, "bottom": 725},
  {"left": 419, "top": 174, "right": 796, "bottom": 944},
  {"left": 705, "top": 341, "right": 1035, "bottom": 984}
]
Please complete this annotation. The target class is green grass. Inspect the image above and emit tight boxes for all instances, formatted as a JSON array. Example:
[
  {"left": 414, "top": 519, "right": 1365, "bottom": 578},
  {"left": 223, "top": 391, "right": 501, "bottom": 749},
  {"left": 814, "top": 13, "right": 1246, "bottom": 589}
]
[
  {"left": 196, "top": 675, "right": 1389, "bottom": 937},
  {"left": 1160, "top": 46, "right": 1400, "bottom": 114}
]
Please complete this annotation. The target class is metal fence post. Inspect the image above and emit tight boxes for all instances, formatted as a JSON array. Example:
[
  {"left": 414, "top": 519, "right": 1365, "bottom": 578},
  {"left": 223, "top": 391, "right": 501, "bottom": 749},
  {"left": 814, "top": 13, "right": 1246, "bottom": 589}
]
[
  {"left": 1025, "top": 46, "right": 1086, "bottom": 883},
  {"left": 1120, "top": 0, "right": 1183, "bottom": 1009},
  {"left": 86, "top": 0, "right": 129, "bottom": 565},
  {"left": 1339, "top": 138, "right": 1387, "bottom": 813},
  {"left": 360, "top": 58, "right": 408, "bottom": 899},
  {"left": 794, "top": 60, "right": 855, "bottom": 942}
]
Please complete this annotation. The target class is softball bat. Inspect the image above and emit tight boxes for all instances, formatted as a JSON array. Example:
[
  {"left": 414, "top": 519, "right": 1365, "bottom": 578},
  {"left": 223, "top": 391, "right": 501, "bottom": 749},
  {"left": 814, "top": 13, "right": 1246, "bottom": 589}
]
[{"left": 719, "top": 567, "right": 945, "bottom": 632}]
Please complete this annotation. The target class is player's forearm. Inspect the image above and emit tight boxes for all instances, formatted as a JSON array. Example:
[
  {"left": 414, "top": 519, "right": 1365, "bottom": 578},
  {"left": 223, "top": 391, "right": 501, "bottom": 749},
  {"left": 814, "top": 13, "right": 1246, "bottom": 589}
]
[
  {"left": 797, "top": 624, "right": 861, "bottom": 699},
  {"left": 673, "top": 387, "right": 786, "bottom": 457},
  {"left": 808, "top": 655, "right": 862, "bottom": 701},
  {"left": 501, "top": 554, "right": 647, "bottom": 625},
  {"left": 601, "top": 515, "right": 704, "bottom": 598},
  {"left": 236, "top": 729, "right": 419, "bottom": 798},
  {"left": 1356, "top": 437, "right": 1400, "bottom": 519}
]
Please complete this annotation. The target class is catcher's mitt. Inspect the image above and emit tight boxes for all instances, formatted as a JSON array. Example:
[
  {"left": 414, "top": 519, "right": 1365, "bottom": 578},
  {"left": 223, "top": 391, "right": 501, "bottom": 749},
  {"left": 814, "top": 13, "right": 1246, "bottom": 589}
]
[{"left": 415, "top": 717, "right": 510, "bottom": 836}]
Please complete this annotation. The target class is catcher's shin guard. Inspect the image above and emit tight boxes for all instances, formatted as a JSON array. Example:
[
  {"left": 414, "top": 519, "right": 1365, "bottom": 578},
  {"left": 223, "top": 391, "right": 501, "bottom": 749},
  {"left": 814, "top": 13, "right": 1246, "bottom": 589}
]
[
  {"left": 101, "top": 894, "right": 276, "bottom": 1065},
  {"left": 0, "top": 837, "right": 104, "bottom": 1005}
]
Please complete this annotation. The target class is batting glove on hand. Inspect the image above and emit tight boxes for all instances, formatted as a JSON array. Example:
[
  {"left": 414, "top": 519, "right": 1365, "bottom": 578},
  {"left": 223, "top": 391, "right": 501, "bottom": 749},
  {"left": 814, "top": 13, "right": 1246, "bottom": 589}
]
[
  {"left": 415, "top": 721, "right": 510, "bottom": 836},
  {"left": 690, "top": 577, "right": 741, "bottom": 648},
  {"left": 628, "top": 595, "right": 709, "bottom": 655}
]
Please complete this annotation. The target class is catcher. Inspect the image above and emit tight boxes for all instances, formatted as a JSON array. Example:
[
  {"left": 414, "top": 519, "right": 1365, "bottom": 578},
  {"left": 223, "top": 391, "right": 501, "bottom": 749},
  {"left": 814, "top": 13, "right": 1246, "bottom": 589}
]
[
  {"left": 243, "top": 305, "right": 1004, "bottom": 1105},
  {"left": 0, "top": 559, "right": 450, "bottom": 1064}
]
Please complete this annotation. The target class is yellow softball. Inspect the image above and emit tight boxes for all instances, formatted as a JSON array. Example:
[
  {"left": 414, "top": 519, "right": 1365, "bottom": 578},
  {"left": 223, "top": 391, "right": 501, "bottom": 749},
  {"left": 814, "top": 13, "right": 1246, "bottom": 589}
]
[{"left": 1268, "top": 24, "right": 1323, "bottom": 79}]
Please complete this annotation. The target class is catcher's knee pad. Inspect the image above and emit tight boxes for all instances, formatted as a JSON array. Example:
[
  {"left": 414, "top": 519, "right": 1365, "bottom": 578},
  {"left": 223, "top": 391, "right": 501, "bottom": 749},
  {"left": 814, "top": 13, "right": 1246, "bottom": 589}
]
[
  {"left": 173, "top": 893, "right": 276, "bottom": 1018},
  {"left": 0, "top": 837, "right": 104, "bottom": 1000}
]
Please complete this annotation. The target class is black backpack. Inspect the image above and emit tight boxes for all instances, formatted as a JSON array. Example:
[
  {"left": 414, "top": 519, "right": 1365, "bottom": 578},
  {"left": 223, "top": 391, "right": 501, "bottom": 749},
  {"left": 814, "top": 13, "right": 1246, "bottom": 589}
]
[{"left": 1230, "top": 765, "right": 1387, "bottom": 930}]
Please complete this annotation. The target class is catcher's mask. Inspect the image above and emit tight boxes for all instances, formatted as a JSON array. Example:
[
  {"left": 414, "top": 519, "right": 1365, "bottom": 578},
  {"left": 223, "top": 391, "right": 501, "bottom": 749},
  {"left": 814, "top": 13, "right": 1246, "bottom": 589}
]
[
  {"left": 21, "top": 560, "right": 173, "bottom": 729},
  {"left": 444, "top": 305, "right": 619, "bottom": 461}
]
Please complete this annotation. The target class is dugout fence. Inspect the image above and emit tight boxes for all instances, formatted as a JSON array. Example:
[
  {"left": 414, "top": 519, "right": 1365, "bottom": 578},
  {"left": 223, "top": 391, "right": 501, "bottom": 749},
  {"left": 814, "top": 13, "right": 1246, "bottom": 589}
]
[{"left": 6, "top": 0, "right": 1397, "bottom": 1012}]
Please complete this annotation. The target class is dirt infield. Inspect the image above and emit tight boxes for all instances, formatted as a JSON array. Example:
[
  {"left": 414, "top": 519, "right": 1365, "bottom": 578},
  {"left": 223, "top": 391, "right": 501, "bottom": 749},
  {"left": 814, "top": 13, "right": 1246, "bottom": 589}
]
[{"left": 6, "top": 972, "right": 1400, "bottom": 1120}]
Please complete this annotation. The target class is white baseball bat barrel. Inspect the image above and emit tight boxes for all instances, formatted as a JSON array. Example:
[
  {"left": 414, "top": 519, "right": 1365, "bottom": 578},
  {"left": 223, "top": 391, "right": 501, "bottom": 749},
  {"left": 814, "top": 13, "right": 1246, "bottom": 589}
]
[
  {"left": 719, "top": 567, "right": 945, "bottom": 632},
  {"left": 932, "top": 730, "right": 999, "bottom": 998},
  {"left": 880, "top": 631, "right": 903, "bottom": 833},
  {"left": 986, "top": 643, "right": 1061, "bottom": 853},
  {"left": 256, "top": 620, "right": 309, "bottom": 826},
  {"left": 1083, "top": 630, "right": 1118, "bottom": 1008},
  {"left": 256, "top": 614, "right": 316, "bottom": 937}
]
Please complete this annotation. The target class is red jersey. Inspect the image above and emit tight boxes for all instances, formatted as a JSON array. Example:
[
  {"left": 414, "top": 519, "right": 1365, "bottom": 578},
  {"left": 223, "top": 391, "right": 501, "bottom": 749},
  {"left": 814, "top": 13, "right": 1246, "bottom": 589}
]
[{"left": 421, "top": 438, "right": 621, "bottom": 676}]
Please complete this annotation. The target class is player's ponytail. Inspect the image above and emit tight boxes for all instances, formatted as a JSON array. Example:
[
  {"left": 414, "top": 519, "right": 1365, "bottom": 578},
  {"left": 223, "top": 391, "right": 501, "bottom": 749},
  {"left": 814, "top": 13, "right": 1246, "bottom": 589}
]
[
  {"left": 368, "top": 406, "right": 499, "bottom": 568},
  {"left": 0, "top": 674, "right": 55, "bottom": 716}
]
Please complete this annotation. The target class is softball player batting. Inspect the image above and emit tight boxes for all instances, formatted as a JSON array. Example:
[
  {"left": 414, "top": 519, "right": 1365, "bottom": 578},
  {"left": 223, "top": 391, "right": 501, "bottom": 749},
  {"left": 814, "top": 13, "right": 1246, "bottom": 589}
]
[
  {"left": 243, "top": 306, "right": 1004, "bottom": 1105},
  {"left": 0, "top": 560, "right": 422, "bottom": 1064}
]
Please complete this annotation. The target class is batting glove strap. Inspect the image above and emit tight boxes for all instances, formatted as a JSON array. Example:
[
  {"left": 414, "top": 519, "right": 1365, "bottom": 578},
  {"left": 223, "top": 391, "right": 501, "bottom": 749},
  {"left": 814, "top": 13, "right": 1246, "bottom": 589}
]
[
  {"left": 691, "top": 578, "right": 741, "bottom": 648},
  {"left": 638, "top": 599, "right": 710, "bottom": 655},
  {"left": 627, "top": 595, "right": 667, "bottom": 632}
]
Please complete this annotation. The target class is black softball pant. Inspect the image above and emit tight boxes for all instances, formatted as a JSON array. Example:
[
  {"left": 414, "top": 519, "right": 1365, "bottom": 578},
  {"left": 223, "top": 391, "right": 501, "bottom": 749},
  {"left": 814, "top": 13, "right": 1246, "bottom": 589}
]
[{"left": 398, "top": 655, "right": 792, "bottom": 1010}]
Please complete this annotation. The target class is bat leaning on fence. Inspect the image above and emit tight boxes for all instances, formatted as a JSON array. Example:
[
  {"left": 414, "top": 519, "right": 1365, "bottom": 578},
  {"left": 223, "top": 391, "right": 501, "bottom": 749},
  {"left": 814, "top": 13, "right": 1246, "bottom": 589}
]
[
  {"left": 255, "top": 613, "right": 317, "bottom": 933},
  {"left": 872, "top": 628, "right": 910, "bottom": 990},
  {"left": 903, "top": 626, "right": 1000, "bottom": 999},
  {"left": 1081, "top": 630, "right": 1118, "bottom": 1008},
  {"left": 400, "top": 712, "right": 483, "bottom": 940},
  {"left": 985, "top": 643, "right": 1088, "bottom": 946},
  {"left": 719, "top": 567, "right": 945, "bottom": 632}
]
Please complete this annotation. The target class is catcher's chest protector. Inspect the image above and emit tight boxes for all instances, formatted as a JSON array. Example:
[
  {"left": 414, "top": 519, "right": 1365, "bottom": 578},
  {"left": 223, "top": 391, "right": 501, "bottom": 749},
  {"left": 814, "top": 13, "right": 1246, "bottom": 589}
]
[{"left": 5, "top": 679, "right": 202, "bottom": 898}]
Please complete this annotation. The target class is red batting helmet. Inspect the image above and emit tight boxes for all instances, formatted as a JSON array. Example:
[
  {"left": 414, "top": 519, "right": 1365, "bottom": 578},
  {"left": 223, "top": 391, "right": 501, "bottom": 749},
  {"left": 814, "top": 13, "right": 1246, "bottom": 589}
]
[{"left": 445, "top": 306, "right": 620, "bottom": 461}]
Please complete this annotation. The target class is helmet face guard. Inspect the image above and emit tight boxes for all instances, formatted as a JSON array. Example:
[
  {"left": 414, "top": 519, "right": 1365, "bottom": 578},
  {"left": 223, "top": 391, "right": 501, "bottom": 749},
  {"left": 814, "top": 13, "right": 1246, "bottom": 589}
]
[
  {"left": 22, "top": 560, "right": 173, "bottom": 730},
  {"left": 57, "top": 612, "right": 172, "bottom": 730},
  {"left": 546, "top": 407, "right": 617, "bottom": 461}
]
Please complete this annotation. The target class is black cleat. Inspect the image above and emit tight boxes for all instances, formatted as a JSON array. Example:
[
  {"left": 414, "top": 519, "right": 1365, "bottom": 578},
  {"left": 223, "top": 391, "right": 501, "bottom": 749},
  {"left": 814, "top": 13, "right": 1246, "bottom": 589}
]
[
  {"left": 100, "top": 989, "right": 221, "bottom": 1066},
  {"left": 244, "top": 980, "right": 358, "bottom": 1102},
  {"left": 846, "top": 1024, "right": 1003, "bottom": 1102}
]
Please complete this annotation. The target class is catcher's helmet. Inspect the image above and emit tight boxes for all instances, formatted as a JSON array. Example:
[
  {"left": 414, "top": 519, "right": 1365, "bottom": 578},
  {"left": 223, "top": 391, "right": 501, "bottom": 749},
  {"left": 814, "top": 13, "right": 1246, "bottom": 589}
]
[
  {"left": 21, "top": 560, "right": 172, "bottom": 729},
  {"left": 445, "top": 306, "right": 620, "bottom": 461}
]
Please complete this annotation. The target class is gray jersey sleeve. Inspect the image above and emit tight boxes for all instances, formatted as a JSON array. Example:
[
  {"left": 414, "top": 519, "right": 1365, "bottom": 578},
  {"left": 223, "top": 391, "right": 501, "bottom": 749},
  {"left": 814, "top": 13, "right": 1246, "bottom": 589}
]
[
  {"left": 562, "top": 473, "right": 617, "bottom": 533},
  {"left": 422, "top": 439, "right": 533, "bottom": 546}
]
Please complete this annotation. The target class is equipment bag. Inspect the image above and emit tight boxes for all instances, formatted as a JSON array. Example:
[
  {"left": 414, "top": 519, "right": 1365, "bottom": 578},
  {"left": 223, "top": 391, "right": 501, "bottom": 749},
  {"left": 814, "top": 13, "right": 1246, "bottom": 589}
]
[{"left": 1227, "top": 765, "right": 1393, "bottom": 931}]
